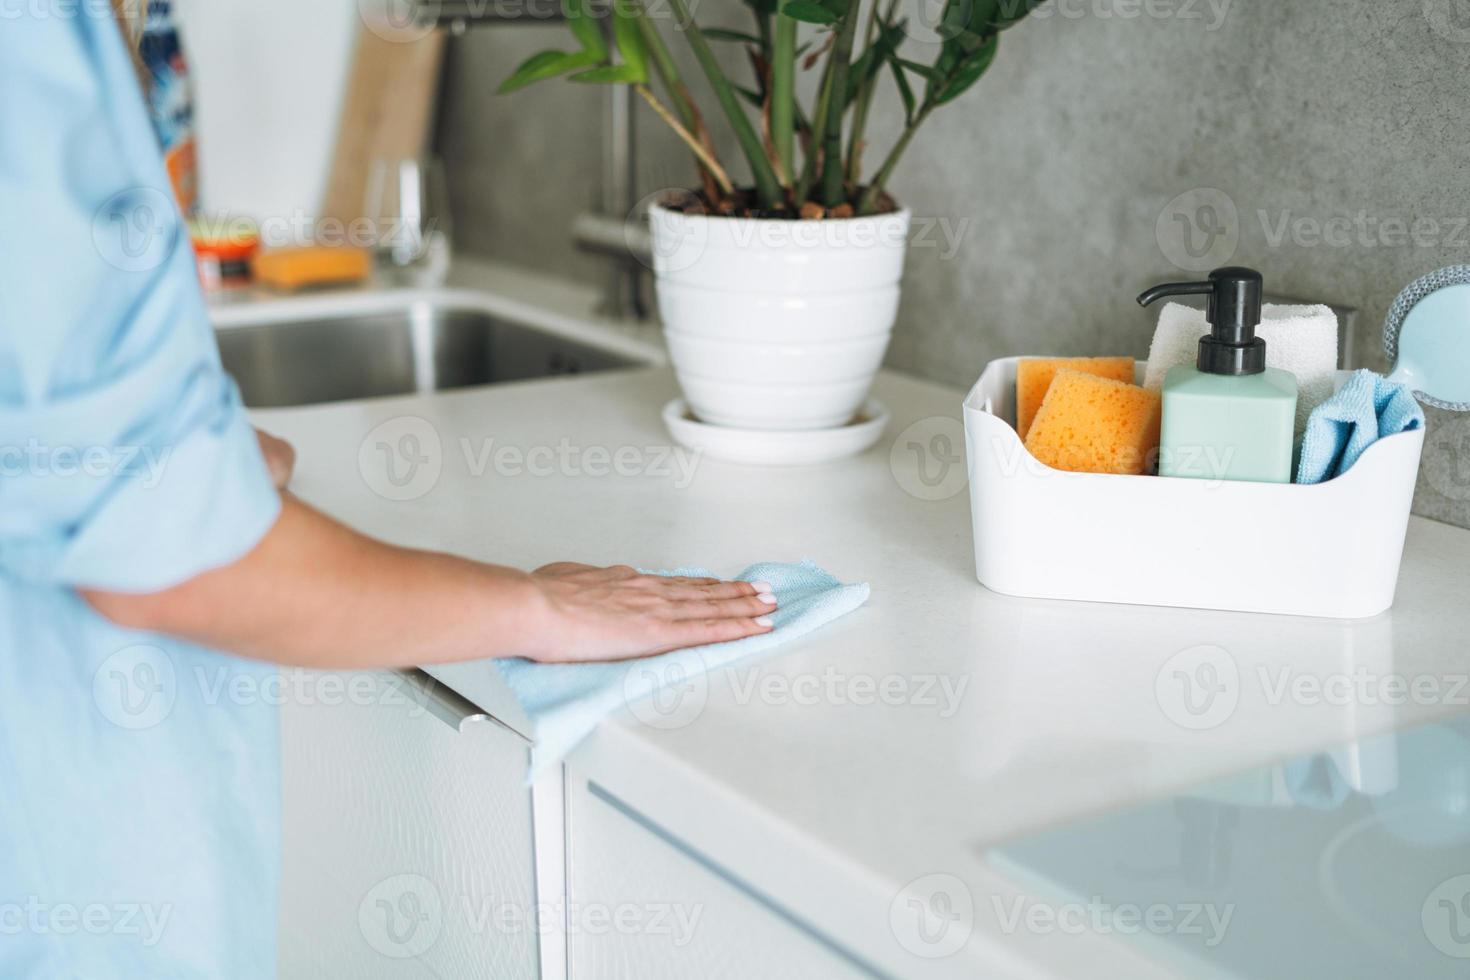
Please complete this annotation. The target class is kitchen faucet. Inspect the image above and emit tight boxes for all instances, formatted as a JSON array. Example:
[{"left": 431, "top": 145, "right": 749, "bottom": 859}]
[{"left": 408, "top": 0, "right": 652, "bottom": 320}]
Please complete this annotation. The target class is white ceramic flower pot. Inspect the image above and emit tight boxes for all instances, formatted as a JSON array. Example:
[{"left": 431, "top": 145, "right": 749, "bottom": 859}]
[{"left": 649, "top": 203, "right": 911, "bottom": 431}]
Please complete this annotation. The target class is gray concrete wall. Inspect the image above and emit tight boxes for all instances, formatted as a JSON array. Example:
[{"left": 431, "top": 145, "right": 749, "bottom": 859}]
[{"left": 437, "top": 0, "right": 1470, "bottom": 527}]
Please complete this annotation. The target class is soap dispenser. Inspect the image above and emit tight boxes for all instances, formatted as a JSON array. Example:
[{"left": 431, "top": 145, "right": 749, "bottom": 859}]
[{"left": 1137, "top": 267, "right": 1297, "bottom": 483}]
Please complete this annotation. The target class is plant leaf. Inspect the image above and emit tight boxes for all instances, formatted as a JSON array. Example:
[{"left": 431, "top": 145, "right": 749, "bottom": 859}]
[
  {"left": 611, "top": 7, "right": 650, "bottom": 83},
  {"left": 497, "top": 49, "right": 601, "bottom": 94},
  {"left": 566, "top": 0, "right": 608, "bottom": 59},
  {"left": 569, "top": 63, "right": 647, "bottom": 84},
  {"left": 992, "top": 0, "right": 1045, "bottom": 29},
  {"left": 889, "top": 57, "right": 915, "bottom": 124},
  {"left": 704, "top": 27, "right": 764, "bottom": 43},
  {"left": 895, "top": 57, "right": 943, "bottom": 82},
  {"left": 846, "top": 19, "right": 907, "bottom": 106},
  {"left": 782, "top": 0, "right": 838, "bottom": 24},
  {"left": 939, "top": 0, "right": 1039, "bottom": 44},
  {"left": 932, "top": 33, "right": 998, "bottom": 104},
  {"left": 938, "top": 0, "right": 995, "bottom": 42}
]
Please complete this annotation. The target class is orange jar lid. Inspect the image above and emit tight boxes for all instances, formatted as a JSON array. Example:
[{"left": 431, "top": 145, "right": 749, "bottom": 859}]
[{"left": 189, "top": 218, "right": 259, "bottom": 262}]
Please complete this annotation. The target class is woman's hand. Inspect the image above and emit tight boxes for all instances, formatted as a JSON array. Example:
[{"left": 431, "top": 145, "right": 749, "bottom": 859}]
[
  {"left": 255, "top": 428, "right": 296, "bottom": 490},
  {"left": 523, "top": 562, "right": 777, "bottom": 664}
]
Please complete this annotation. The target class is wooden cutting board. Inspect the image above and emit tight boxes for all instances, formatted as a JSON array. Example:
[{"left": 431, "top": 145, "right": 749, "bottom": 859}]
[{"left": 321, "top": 26, "right": 446, "bottom": 222}]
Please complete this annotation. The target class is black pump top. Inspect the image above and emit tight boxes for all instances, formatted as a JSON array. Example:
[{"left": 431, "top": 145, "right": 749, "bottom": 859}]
[{"left": 1137, "top": 267, "right": 1266, "bottom": 376}]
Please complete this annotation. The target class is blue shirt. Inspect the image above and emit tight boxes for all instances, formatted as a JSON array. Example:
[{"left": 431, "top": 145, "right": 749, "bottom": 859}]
[{"left": 0, "top": 12, "right": 283, "bottom": 977}]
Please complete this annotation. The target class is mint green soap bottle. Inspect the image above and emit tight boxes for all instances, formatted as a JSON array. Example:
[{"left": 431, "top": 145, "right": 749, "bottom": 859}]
[{"left": 1138, "top": 267, "right": 1297, "bottom": 483}]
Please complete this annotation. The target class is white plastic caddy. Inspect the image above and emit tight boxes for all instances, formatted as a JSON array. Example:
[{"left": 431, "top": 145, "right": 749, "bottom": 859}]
[{"left": 963, "top": 357, "right": 1425, "bottom": 618}]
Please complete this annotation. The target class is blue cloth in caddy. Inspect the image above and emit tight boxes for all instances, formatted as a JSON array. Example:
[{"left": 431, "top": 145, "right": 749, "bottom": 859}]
[{"left": 1296, "top": 369, "right": 1424, "bottom": 484}]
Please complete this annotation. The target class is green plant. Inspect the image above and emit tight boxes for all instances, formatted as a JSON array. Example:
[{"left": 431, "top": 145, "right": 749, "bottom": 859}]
[{"left": 499, "top": 0, "right": 1042, "bottom": 216}]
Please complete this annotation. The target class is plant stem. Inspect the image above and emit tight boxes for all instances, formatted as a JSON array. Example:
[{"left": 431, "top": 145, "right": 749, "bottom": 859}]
[
  {"left": 635, "top": 85, "right": 736, "bottom": 197},
  {"left": 858, "top": 103, "right": 931, "bottom": 214},
  {"left": 819, "top": 2, "right": 861, "bottom": 207},
  {"left": 770, "top": 1, "right": 796, "bottom": 187},
  {"left": 795, "top": 55, "right": 834, "bottom": 204},
  {"left": 667, "top": 0, "right": 784, "bottom": 208},
  {"left": 635, "top": 5, "right": 690, "bottom": 120},
  {"left": 844, "top": 0, "right": 887, "bottom": 186},
  {"left": 754, "top": 2, "right": 772, "bottom": 59},
  {"left": 634, "top": 6, "right": 724, "bottom": 200}
]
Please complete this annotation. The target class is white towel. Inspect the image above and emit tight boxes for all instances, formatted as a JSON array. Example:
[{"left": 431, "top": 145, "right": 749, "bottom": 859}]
[{"left": 1143, "top": 302, "right": 1339, "bottom": 434}]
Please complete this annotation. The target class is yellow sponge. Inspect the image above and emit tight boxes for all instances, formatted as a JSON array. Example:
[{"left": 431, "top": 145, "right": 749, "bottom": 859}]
[
  {"left": 1015, "top": 357, "right": 1135, "bottom": 440},
  {"left": 1024, "top": 369, "right": 1161, "bottom": 475}
]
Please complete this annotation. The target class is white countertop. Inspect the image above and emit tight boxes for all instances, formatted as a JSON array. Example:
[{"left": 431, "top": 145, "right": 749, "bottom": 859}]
[{"left": 243, "top": 274, "right": 1470, "bottom": 978}]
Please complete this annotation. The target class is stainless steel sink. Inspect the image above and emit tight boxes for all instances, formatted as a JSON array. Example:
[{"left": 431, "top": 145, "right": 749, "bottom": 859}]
[{"left": 217, "top": 304, "right": 643, "bottom": 408}]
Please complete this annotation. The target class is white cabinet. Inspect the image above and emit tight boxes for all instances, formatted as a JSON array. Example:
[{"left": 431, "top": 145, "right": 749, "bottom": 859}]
[
  {"left": 278, "top": 670, "right": 540, "bottom": 979},
  {"left": 278, "top": 673, "right": 884, "bottom": 980},
  {"left": 564, "top": 773, "right": 875, "bottom": 979}
]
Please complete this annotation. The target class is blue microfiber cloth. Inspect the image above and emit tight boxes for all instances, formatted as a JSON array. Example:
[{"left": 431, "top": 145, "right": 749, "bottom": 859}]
[
  {"left": 1295, "top": 369, "right": 1424, "bottom": 484},
  {"left": 496, "top": 560, "right": 869, "bottom": 775}
]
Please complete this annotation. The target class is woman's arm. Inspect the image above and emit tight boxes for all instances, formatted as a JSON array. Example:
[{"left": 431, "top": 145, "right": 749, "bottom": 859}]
[
  {"left": 82, "top": 495, "right": 776, "bottom": 669},
  {"left": 2, "top": 21, "right": 770, "bottom": 672}
]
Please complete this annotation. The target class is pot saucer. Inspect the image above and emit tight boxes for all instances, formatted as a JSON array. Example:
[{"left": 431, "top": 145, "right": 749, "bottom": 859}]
[{"left": 661, "top": 398, "right": 890, "bottom": 466}]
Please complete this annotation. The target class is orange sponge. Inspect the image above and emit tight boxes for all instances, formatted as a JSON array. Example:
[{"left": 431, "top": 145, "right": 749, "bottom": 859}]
[
  {"left": 1024, "top": 369, "right": 1162, "bottom": 475},
  {"left": 252, "top": 246, "right": 371, "bottom": 292},
  {"left": 1015, "top": 357, "right": 1135, "bottom": 439}
]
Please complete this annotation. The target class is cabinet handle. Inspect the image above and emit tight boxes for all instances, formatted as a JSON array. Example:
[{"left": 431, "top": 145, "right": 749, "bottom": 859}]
[{"left": 398, "top": 669, "right": 530, "bottom": 743}]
